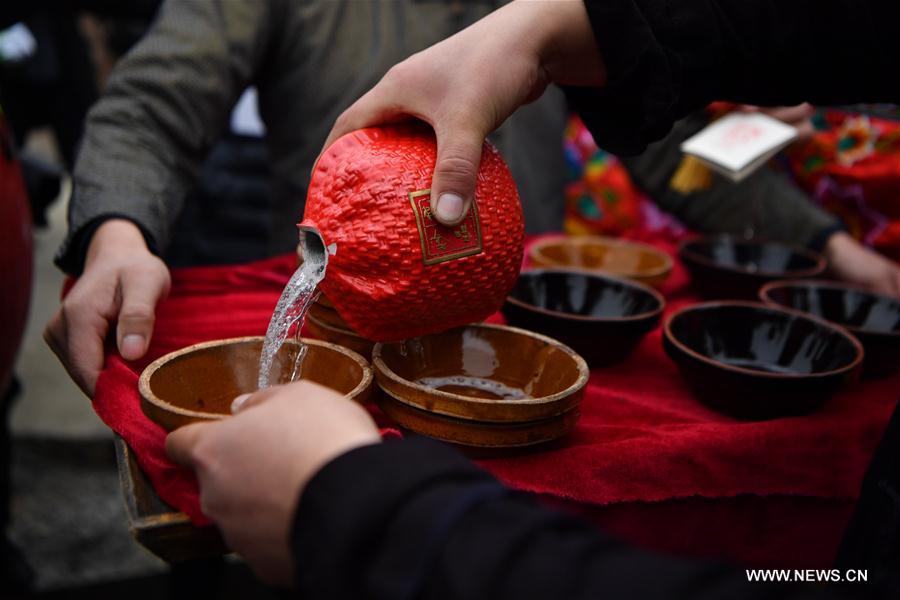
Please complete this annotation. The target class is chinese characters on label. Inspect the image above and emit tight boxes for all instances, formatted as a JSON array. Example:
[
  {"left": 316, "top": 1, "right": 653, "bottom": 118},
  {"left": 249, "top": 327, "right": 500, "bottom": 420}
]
[{"left": 409, "top": 189, "right": 483, "bottom": 265}]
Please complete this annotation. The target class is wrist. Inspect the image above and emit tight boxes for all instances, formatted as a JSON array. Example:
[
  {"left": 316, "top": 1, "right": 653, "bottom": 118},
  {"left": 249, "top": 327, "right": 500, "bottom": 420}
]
[
  {"left": 823, "top": 231, "right": 853, "bottom": 263},
  {"left": 86, "top": 219, "right": 152, "bottom": 266},
  {"left": 527, "top": 0, "right": 606, "bottom": 87}
]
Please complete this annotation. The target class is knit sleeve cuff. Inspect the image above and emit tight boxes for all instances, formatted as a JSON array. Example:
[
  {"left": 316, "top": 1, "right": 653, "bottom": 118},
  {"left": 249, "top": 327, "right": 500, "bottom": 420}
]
[{"left": 55, "top": 213, "right": 161, "bottom": 276}]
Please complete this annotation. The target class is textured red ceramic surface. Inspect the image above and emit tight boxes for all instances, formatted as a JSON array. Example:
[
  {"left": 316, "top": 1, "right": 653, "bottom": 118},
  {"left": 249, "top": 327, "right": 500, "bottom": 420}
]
[{"left": 302, "top": 124, "right": 524, "bottom": 341}]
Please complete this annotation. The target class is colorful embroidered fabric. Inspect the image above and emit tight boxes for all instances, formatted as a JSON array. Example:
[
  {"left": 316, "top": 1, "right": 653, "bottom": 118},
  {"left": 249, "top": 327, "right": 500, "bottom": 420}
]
[
  {"left": 563, "top": 115, "right": 643, "bottom": 236},
  {"left": 787, "top": 110, "right": 900, "bottom": 261},
  {"left": 565, "top": 107, "right": 900, "bottom": 262}
]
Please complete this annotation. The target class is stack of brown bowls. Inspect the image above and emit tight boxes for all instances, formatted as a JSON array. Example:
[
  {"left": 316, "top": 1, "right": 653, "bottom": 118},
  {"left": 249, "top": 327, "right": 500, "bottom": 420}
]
[{"left": 372, "top": 323, "right": 589, "bottom": 449}]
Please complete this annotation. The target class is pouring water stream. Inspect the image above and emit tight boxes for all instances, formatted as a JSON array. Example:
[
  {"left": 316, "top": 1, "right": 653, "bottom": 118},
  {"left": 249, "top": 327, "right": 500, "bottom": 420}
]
[
  {"left": 257, "top": 231, "right": 329, "bottom": 389},
  {"left": 257, "top": 230, "right": 524, "bottom": 400}
]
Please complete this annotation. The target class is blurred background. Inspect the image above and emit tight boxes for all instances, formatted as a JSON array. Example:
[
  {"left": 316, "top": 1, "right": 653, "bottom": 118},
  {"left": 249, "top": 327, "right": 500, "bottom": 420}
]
[{"left": 0, "top": 3, "right": 281, "bottom": 597}]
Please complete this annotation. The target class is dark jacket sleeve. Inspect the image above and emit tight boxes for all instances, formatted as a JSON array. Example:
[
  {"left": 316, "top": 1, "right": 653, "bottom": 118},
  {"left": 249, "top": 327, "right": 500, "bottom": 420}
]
[
  {"left": 617, "top": 112, "right": 841, "bottom": 249},
  {"left": 570, "top": 0, "right": 900, "bottom": 156},
  {"left": 292, "top": 437, "right": 843, "bottom": 599},
  {"left": 55, "top": 0, "right": 281, "bottom": 274}
]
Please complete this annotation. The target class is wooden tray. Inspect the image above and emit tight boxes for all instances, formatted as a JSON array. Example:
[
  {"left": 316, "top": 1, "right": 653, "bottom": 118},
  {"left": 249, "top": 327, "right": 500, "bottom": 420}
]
[{"left": 113, "top": 435, "right": 228, "bottom": 563}]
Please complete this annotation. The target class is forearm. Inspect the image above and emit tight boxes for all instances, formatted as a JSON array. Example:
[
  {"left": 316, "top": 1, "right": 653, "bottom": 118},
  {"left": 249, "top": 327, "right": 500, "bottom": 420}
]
[
  {"left": 57, "top": 0, "right": 277, "bottom": 274},
  {"left": 292, "top": 437, "right": 837, "bottom": 599},
  {"left": 658, "top": 169, "right": 840, "bottom": 249},
  {"left": 618, "top": 113, "right": 841, "bottom": 249}
]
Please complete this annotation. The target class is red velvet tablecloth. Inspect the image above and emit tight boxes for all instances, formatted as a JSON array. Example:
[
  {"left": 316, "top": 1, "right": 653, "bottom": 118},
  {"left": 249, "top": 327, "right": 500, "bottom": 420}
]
[{"left": 90, "top": 232, "right": 899, "bottom": 568}]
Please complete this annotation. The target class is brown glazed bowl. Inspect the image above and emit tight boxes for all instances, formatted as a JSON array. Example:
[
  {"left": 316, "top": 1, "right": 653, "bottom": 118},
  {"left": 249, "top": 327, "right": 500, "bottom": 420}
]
[
  {"left": 372, "top": 323, "right": 589, "bottom": 447},
  {"left": 529, "top": 236, "right": 673, "bottom": 287},
  {"left": 760, "top": 280, "right": 900, "bottom": 377},
  {"left": 679, "top": 235, "right": 826, "bottom": 299},
  {"left": 502, "top": 269, "right": 664, "bottom": 367},
  {"left": 140, "top": 336, "right": 373, "bottom": 431},
  {"left": 663, "top": 302, "right": 863, "bottom": 419}
]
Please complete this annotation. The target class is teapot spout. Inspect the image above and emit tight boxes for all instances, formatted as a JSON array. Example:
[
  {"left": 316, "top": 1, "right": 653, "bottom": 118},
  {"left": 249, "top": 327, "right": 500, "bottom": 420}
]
[{"left": 297, "top": 224, "right": 330, "bottom": 267}]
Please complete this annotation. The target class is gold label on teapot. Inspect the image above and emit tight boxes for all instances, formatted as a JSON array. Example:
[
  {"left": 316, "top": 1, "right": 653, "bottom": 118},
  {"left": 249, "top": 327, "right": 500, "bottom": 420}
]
[{"left": 409, "top": 189, "right": 483, "bottom": 265}]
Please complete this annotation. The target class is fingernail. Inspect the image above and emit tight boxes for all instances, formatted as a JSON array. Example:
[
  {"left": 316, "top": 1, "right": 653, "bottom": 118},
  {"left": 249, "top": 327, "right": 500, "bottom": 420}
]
[
  {"left": 121, "top": 334, "right": 145, "bottom": 359},
  {"left": 231, "top": 393, "right": 252, "bottom": 414},
  {"left": 435, "top": 193, "right": 464, "bottom": 223}
]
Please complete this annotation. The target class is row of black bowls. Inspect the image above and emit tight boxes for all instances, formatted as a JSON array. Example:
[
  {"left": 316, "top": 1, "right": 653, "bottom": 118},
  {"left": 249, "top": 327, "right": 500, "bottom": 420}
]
[
  {"left": 502, "top": 260, "right": 899, "bottom": 419},
  {"left": 679, "top": 235, "right": 900, "bottom": 377}
]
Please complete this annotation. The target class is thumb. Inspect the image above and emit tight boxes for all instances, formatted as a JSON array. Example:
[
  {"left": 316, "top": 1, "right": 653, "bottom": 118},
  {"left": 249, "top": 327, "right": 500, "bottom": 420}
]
[
  {"left": 430, "top": 124, "right": 485, "bottom": 226},
  {"left": 117, "top": 263, "right": 170, "bottom": 361},
  {"left": 165, "top": 421, "right": 209, "bottom": 467},
  {"left": 230, "top": 384, "right": 282, "bottom": 414}
]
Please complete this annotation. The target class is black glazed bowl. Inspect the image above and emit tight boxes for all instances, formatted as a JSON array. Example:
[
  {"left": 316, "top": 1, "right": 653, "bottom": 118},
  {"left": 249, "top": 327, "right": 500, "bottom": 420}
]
[
  {"left": 502, "top": 269, "right": 664, "bottom": 367},
  {"left": 679, "top": 235, "right": 826, "bottom": 299},
  {"left": 760, "top": 280, "right": 900, "bottom": 377},
  {"left": 663, "top": 301, "right": 863, "bottom": 419}
]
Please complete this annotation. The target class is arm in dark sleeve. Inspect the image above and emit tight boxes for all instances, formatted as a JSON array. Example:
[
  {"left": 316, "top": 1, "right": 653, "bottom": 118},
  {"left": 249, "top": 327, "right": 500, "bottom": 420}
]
[
  {"left": 292, "top": 437, "right": 841, "bottom": 599},
  {"left": 570, "top": 0, "right": 900, "bottom": 155},
  {"left": 617, "top": 112, "right": 841, "bottom": 249},
  {"left": 55, "top": 0, "right": 281, "bottom": 274}
]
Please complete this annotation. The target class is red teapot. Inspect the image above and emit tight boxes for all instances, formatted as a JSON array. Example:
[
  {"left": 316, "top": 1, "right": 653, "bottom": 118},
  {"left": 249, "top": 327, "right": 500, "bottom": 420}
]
[{"left": 299, "top": 123, "right": 524, "bottom": 341}]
